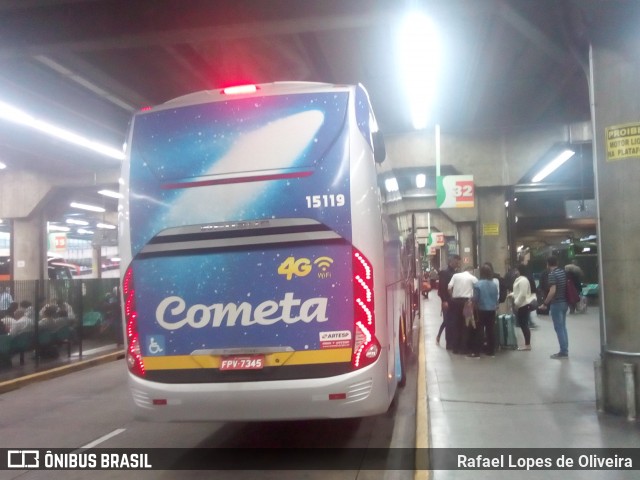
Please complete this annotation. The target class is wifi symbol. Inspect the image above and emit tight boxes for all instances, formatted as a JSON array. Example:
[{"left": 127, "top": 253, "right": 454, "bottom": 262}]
[{"left": 314, "top": 256, "right": 334, "bottom": 272}]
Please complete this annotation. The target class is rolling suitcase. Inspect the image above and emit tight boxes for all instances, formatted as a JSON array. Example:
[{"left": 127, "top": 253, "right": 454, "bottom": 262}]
[{"left": 496, "top": 313, "right": 517, "bottom": 349}]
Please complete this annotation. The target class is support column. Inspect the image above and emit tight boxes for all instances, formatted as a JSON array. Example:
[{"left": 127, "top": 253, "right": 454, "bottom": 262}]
[
  {"left": 477, "top": 187, "right": 510, "bottom": 276},
  {"left": 1, "top": 168, "right": 52, "bottom": 282},
  {"left": 13, "top": 214, "right": 46, "bottom": 281},
  {"left": 92, "top": 245, "right": 102, "bottom": 279},
  {"left": 590, "top": 15, "right": 640, "bottom": 416},
  {"left": 457, "top": 222, "right": 475, "bottom": 268}
]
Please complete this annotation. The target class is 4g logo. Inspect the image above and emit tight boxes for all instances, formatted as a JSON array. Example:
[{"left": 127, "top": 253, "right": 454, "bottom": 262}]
[
  {"left": 278, "top": 256, "right": 334, "bottom": 280},
  {"left": 278, "top": 257, "right": 311, "bottom": 280}
]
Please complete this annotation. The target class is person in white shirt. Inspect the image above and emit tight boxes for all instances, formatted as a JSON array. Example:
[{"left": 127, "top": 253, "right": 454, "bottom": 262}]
[
  {"left": 10, "top": 309, "right": 34, "bottom": 336},
  {"left": 448, "top": 266, "right": 478, "bottom": 355},
  {"left": 509, "top": 265, "right": 538, "bottom": 351}
]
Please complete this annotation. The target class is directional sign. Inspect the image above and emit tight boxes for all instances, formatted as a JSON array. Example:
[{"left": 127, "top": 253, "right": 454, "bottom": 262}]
[
  {"left": 427, "top": 232, "right": 445, "bottom": 247},
  {"left": 436, "top": 175, "right": 474, "bottom": 208}
]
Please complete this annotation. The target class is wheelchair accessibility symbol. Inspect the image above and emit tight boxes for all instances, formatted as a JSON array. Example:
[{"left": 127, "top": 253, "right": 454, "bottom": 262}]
[{"left": 146, "top": 336, "right": 165, "bottom": 356}]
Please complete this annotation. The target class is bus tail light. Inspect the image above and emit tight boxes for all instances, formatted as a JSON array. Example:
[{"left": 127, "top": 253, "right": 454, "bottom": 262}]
[
  {"left": 352, "top": 248, "right": 380, "bottom": 369},
  {"left": 123, "top": 266, "right": 145, "bottom": 377}
]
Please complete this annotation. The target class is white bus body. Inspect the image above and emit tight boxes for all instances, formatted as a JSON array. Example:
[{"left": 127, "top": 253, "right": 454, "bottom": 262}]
[{"left": 119, "top": 82, "right": 409, "bottom": 421}]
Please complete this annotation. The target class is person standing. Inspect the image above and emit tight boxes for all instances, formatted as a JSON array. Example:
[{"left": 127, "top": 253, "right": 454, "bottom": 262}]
[
  {"left": 437, "top": 255, "right": 461, "bottom": 348},
  {"left": 482, "top": 262, "right": 502, "bottom": 304},
  {"left": 516, "top": 263, "right": 539, "bottom": 328},
  {"left": 510, "top": 266, "right": 537, "bottom": 351},
  {"left": 429, "top": 268, "right": 439, "bottom": 291},
  {"left": 448, "top": 265, "right": 478, "bottom": 355},
  {"left": 539, "top": 256, "right": 569, "bottom": 359},
  {"left": 473, "top": 265, "right": 499, "bottom": 357},
  {"left": 0, "top": 287, "right": 13, "bottom": 311}
]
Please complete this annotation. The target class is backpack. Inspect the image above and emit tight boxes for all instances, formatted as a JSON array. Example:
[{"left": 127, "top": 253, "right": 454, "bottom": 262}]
[
  {"left": 497, "top": 275, "right": 508, "bottom": 303},
  {"left": 566, "top": 277, "right": 580, "bottom": 306}
]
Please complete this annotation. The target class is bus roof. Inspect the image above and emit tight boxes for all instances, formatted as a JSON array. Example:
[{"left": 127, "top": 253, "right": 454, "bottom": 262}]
[{"left": 146, "top": 81, "right": 355, "bottom": 113}]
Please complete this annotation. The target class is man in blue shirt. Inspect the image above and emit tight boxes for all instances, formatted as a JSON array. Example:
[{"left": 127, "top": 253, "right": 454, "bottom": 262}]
[
  {"left": 473, "top": 264, "right": 499, "bottom": 357},
  {"left": 539, "top": 256, "right": 569, "bottom": 359}
]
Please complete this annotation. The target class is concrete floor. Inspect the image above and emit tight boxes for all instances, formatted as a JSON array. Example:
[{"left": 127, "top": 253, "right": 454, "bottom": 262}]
[{"left": 421, "top": 296, "right": 639, "bottom": 479}]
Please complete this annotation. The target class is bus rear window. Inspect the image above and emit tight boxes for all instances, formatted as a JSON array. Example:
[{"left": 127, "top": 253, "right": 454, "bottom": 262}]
[{"left": 132, "top": 93, "right": 348, "bottom": 183}]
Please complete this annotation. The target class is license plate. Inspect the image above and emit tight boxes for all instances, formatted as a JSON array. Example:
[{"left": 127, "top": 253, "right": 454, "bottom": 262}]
[{"left": 220, "top": 355, "right": 265, "bottom": 371}]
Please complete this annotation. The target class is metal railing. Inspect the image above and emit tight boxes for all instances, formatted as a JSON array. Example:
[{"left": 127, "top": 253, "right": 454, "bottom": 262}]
[{"left": 0, "top": 278, "right": 123, "bottom": 370}]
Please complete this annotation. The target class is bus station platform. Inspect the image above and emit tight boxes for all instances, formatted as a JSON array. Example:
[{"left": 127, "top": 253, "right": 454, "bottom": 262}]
[
  {"left": 419, "top": 295, "right": 639, "bottom": 479},
  {"left": 0, "top": 291, "right": 637, "bottom": 479},
  {"left": 0, "top": 344, "right": 123, "bottom": 394}
]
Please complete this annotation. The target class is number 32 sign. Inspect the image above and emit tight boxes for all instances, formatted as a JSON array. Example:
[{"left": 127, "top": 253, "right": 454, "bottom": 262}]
[{"left": 436, "top": 175, "right": 475, "bottom": 208}]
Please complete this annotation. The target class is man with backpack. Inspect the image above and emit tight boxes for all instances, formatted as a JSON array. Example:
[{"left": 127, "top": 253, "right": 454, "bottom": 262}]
[{"left": 539, "top": 256, "right": 569, "bottom": 359}]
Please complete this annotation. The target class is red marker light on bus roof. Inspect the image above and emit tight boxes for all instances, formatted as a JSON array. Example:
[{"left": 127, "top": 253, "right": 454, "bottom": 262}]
[
  {"left": 222, "top": 84, "right": 258, "bottom": 95},
  {"left": 140, "top": 106, "right": 152, "bottom": 112}
]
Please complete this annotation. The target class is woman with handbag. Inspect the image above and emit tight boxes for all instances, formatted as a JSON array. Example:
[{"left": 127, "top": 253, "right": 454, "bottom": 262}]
[{"left": 508, "top": 265, "right": 538, "bottom": 351}]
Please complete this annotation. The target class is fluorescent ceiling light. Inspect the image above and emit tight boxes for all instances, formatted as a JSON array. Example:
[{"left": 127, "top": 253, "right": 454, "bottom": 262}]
[
  {"left": 532, "top": 149, "right": 575, "bottom": 183},
  {"left": 385, "top": 177, "right": 399, "bottom": 192},
  {"left": 66, "top": 218, "right": 89, "bottom": 226},
  {"left": 98, "top": 189, "right": 122, "bottom": 199},
  {"left": 416, "top": 173, "right": 426, "bottom": 188},
  {"left": 77, "top": 228, "right": 94, "bottom": 235},
  {"left": 70, "top": 202, "right": 105, "bottom": 213},
  {"left": 0, "top": 100, "right": 125, "bottom": 160},
  {"left": 96, "top": 223, "right": 116, "bottom": 230},
  {"left": 398, "top": 11, "right": 440, "bottom": 130}
]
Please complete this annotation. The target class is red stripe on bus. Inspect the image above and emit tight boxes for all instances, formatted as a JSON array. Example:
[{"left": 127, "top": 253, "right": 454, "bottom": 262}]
[{"left": 161, "top": 171, "right": 313, "bottom": 190}]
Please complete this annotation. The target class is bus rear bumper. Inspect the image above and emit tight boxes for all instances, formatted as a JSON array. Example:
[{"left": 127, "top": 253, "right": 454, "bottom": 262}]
[{"left": 128, "top": 362, "right": 393, "bottom": 421}]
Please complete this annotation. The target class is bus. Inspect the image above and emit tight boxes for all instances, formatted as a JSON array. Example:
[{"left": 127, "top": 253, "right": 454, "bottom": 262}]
[
  {"left": 0, "top": 251, "right": 74, "bottom": 281},
  {"left": 118, "top": 82, "right": 412, "bottom": 421}
]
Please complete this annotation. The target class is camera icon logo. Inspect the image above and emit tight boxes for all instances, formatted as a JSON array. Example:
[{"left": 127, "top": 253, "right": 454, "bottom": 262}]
[{"left": 7, "top": 450, "right": 40, "bottom": 469}]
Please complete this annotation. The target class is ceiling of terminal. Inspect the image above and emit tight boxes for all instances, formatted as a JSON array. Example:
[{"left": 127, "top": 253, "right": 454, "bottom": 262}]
[{"left": 0, "top": 0, "right": 632, "bottom": 244}]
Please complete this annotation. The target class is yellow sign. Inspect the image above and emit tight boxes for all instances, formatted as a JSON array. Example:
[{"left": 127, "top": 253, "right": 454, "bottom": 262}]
[
  {"left": 606, "top": 122, "right": 640, "bottom": 162},
  {"left": 483, "top": 223, "right": 499, "bottom": 236}
]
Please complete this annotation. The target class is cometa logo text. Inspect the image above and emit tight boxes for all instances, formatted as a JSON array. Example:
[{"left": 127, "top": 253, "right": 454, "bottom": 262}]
[{"left": 155, "top": 292, "right": 328, "bottom": 330}]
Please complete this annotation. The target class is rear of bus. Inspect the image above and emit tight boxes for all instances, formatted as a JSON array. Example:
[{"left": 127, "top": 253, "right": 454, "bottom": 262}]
[{"left": 119, "top": 82, "right": 400, "bottom": 421}]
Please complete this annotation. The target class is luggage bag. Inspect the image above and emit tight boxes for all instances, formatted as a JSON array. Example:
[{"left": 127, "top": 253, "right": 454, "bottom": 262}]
[{"left": 496, "top": 313, "right": 518, "bottom": 349}]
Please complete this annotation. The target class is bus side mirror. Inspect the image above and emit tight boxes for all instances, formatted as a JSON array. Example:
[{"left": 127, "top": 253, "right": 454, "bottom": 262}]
[{"left": 373, "top": 131, "right": 386, "bottom": 164}]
